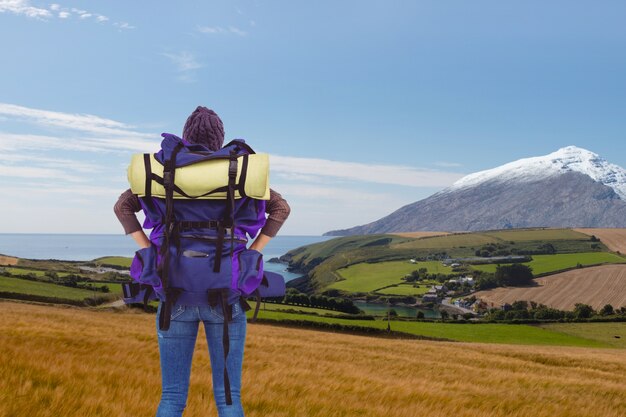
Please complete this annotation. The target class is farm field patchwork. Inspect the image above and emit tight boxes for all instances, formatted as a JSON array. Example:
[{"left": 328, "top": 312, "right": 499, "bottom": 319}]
[
  {"left": 331, "top": 260, "right": 452, "bottom": 292},
  {"left": 474, "top": 264, "right": 626, "bottom": 310},
  {"left": 4, "top": 267, "right": 73, "bottom": 278},
  {"left": 471, "top": 252, "right": 626, "bottom": 275},
  {"left": 375, "top": 283, "right": 431, "bottom": 296},
  {"left": 3, "top": 301, "right": 626, "bottom": 417},
  {"left": 574, "top": 228, "right": 626, "bottom": 254},
  {"left": 0, "top": 276, "right": 111, "bottom": 300},
  {"left": 253, "top": 309, "right": 614, "bottom": 347},
  {"left": 482, "top": 228, "right": 590, "bottom": 241}
]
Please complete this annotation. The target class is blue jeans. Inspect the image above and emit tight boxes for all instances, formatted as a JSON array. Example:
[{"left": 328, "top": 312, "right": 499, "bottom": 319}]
[{"left": 156, "top": 300, "right": 247, "bottom": 417}]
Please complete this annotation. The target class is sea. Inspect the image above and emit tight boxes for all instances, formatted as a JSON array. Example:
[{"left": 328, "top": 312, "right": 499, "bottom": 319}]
[
  {"left": 0, "top": 234, "right": 331, "bottom": 282},
  {"left": 0, "top": 233, "right": 437, "bottom": 318}
]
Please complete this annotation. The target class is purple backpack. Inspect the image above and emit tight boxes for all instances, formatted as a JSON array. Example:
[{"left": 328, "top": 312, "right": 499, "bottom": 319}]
[{"left": 121, "top": 134, "right": 285, "bottom": 405}]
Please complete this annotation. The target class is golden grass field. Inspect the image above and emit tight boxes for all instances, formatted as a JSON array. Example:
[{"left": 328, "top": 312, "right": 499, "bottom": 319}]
[
  {"left": 574, "top": 228, "right": 626, "bottom": 254},
  {"left": 474, "top": 264, "right": 626, "bottom": 310},
  {"left": 2, "top": 300, "right": 625, "bottom": 417},
  {"left": 0, "top": 255, "right": 18, "bottom": 266}
]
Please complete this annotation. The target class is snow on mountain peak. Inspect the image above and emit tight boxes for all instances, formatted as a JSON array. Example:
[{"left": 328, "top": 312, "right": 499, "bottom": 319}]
[{"left": 447, "top": 145, "right": 626, "bottom": 200}]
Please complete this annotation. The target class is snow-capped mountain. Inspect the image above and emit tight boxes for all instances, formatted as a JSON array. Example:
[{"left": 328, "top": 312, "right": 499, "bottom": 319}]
[
  {"left": 326, "top": 146, "right": 626, "bottom": 235},
  {"left": 447, "top": 146, "right": 626, "bottom": 200}
]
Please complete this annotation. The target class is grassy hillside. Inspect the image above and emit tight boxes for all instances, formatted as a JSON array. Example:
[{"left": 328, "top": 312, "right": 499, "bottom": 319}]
[
  {"left": 253, "top": 309, "right": 616, "bottom": 347},
  {"left": 284, "top": 228, "right": 615, "bottom": 295},
  {"left": 2, "top": 301, "right": 625, "bottom": 417},
  {"left": 331, "top": 260, "right": 452, "bottom": 292},
  {"left": 0, "top": 276, "right": 114, "bottom": 301},
  {"left": 471, "top": 252, "right": 626, "bottom": 275}
]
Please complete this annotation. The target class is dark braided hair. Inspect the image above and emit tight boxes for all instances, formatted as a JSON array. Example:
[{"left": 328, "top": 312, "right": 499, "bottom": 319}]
[{"left": 182, "top": 106, "right": 225, "bottom": 151}]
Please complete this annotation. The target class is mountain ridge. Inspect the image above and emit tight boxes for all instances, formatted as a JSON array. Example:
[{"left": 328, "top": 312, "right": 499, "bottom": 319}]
[{"left": 326, "top": 146, "right": 626, "bottom": 236}]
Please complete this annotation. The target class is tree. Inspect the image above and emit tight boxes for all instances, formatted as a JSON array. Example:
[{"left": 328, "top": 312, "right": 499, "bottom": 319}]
[
  {"left": 511, "top": 300, "right": 528, "bottom": 311},
  {"left": 573, "top": 303, "right": 595, "bottom": 319},
  {"left": 599, "top": 304, "right": 614, "bottom": 316},
  {"left": 495, "top": 264, "right": 534, "bottom": 286}
]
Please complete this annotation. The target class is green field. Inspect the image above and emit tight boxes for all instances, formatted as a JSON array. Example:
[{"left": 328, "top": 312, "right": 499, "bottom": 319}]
[
  {"left": 260, "top": 302, "right": 352, "bottom": 316},
  {"left": 375, "top": 283, "right": 431, "bottom": 296},
  {"left": 0, "top": 276, "right": 110, "bottom": 300},
  {"left": 250, "top": 309, "right": 613, "bottom": 347},
  {"left": 391, "top": 233, "right": 498, "bottom": 250},
  {"left": 539, "top": 322, "right": 626, "bottom": 349},
  {"left": 482, "top": 228, "right": 590, "bottom": 242},
  {"left": 4, "top": 267, "right": 73, "bottom": 278},
  {"left": 94, "top": 256, "right": 132, "bottom": 267},
  {"left": 332, "top": 260, "right": 452, "bottom": 292},
  {"left": 471, "top": 252, "right": 626, "bottom": 275}
]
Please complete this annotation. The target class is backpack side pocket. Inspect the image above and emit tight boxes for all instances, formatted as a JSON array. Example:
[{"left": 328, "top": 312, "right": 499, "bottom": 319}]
[
  {"left": 130, "top": 244, "right": 162, "bottom": 294},
  {"left": 237, "top": 249, "right": 264, "bottom": 296}
]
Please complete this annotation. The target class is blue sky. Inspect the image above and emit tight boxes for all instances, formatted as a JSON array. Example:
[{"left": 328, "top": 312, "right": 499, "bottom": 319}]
[{"left": 1, "top": 1, "right": 625, "bottom": 235}]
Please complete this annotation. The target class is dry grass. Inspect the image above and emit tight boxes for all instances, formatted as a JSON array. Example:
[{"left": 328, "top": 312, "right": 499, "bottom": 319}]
[
  {"left": 0, "top": 255, "right": 18, "bottom": 266},
  {"left": 391, "top": 231, "right": 450, "bottom": 238},
  {"left": 574, "top": 228, "right": 626, "bottom": 254},
  {"left": 474, "top": 264, "right": 626, "bottom": 310},
  {"left": 2, "top": 300, "right": 626, "bottom": 417}
]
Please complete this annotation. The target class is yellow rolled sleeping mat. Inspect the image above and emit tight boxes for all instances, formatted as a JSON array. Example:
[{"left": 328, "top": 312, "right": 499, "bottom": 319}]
[{"left": 128, "top": 153, "right": 270, "bottom": 200}]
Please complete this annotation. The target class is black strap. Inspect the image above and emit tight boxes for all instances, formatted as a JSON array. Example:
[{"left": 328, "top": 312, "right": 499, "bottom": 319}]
[
  {"left": 208, "top": 289, "right": 233, "bottom": 406},
  {"left": 213, "top": 222, "right": 225, "bottom": 273},
  {"left": 144, "top": 154, "right": 153, "bottom": 198},
  {"left": 142, "top": 285, "right": 153, "bottom": 310},
  {"left": 226, "top": 151, "right": 238, "bottom": 254},
  {"left": 220, "top": 290, "right": 232, "bottom": 405},
  {"left": 159, "top": 143, "right": 184, "bottom": 294},
  {"left": 238, "top": 154, "right": 249, "bottom": 198},
  {"left": 223, "top": 139, "right": 256, "bottom": 154},
  {"left": 158, "top": 287, "right": 183, "bottom": 331},
  {"left": 178, "top": 220, "right": 219, "bottom": 230},
  {"left": 252, "top": 289, "right": 262, "bottom": 322}
]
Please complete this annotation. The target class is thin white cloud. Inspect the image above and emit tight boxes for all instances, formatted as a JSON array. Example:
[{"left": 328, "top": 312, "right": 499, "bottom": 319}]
[
  {"left": 0, "top": 166, "right": 86, "bottom": 182},
  {"left": 114, "top": 21, "right": 135, "bottom": 30},
  {"left": 0, "top": 0, "right": 52, "bottom": 19},
  {"left": 271, "top": 155, "right": 463, "bottom": 187},
  {"left": 1, "top": 1, "right": 126, "bottom": 29},
  {"left": 162, "top": 51, "right": 202, "bottom": 71},
  {"left": 434, "top": 161, "right": 463, "bottom": 168},
  {"left": 0, "top": 132, "right": 155, "bottom": 153},
  {"left": 0, "top": 154, "right": 103, "bottom": 173},
  {"left": 162, "top": 51, "right": 202, "bottom": 82},
  {"left": 0, "top": 103, "right": 152, "bottom": 138},
  {"left": 197, "top": 25, "right": 248, "bottom": 36}
]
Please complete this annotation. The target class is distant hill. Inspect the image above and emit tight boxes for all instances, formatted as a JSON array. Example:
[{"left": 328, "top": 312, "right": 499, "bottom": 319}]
[{"left": 326, "top": 146, "right": 626, "bottom": 236}]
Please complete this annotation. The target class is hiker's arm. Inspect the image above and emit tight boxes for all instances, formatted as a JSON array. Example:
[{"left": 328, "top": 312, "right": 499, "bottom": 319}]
[
  {"left": 249, "top": 233, "right": 271, "bottom": 252},
  {"left": 130, "top": 230, "right": 151, "bottom": 249},
  {"left": 251, "top": 189, "right": 290, "bottom": 252},
  {"left": 114, "top": 189, "right": 150, "bottom": 248}
]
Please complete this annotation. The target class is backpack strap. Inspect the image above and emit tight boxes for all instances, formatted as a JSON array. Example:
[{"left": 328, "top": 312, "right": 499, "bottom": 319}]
[
  {"left": 159, "top": 142, "right": 183, "bottom": 283},
  {"left": 208, "top": 288, "right": 233, "bottom": 406},
  {"left": 158, "top": 287, "right": 183, "bottom": 331}
]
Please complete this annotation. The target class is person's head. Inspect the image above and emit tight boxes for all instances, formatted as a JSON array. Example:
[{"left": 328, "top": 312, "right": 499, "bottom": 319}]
[{"left": 182, "top": 106, "right": 225, "bottom": 151}]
